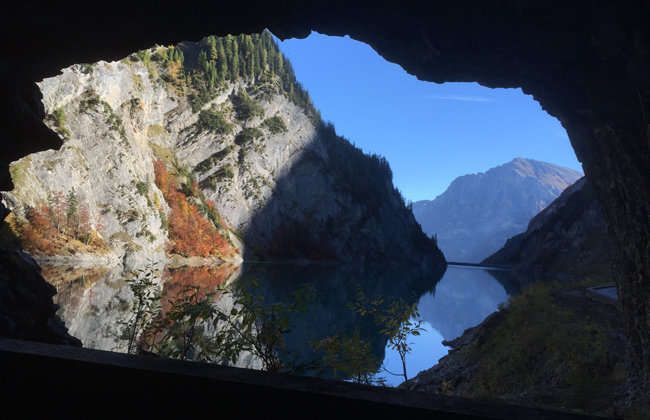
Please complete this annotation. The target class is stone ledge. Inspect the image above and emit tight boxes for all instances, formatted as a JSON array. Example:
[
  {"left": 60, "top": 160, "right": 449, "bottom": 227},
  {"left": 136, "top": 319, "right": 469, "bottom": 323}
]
[{"left": 0, "top": 338, "right": 601, "bottom": 419}]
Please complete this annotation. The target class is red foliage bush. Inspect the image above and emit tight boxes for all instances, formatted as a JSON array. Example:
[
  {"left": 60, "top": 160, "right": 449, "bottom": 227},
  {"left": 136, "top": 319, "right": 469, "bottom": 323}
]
[
  {"left": 153, "top": 158, "right": 232, "bottom": 258},
  {"left": 16, "top": 193, "right": 107, "bottom": 255}
]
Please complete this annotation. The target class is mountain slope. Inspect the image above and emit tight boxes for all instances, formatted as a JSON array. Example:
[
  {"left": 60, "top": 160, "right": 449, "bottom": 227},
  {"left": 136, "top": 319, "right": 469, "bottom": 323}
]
[
  {"left": 482, "top": 177, "right": 611, "bottom": 282},
  {"left": 412, "top": 158, "right": 583, "bottom": 263},
  {"left": 3, "top": 33, "right": 442, "bottom": 266}
]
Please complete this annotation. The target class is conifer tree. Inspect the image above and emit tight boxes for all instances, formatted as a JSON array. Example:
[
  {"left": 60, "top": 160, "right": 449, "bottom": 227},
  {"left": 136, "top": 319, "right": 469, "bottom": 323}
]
[
  {"left": 238, "top": 49, "right": 245, "bottom": 78},
  {"left": 66, "top": 188, "right": 78, "bottom": 231},
  {"left": 216, "top": 40, "right": 227, "bottom": 82},
  {"left": 198, "top": 51, "right": 208, "bottom": 73},
  {"left": 206, "top": 36, "right": 218, "bottom": 61},
  {"left": 276, "top": 51, "right": 284, "bottom": 75},
  {"left": 224, "top": 35, "right": 239, "bottom": 80},
  {"left": 230, "top": 40, "right": 240, "bottom": 80},
  {"left": 176, "top": 48, "right": 185, "bottom": 65}
]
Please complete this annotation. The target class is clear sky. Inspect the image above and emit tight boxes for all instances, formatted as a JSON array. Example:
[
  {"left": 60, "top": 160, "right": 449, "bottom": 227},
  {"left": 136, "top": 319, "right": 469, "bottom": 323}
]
[{"left": 277, "top": 32, "right": 583, "bottom": 202}]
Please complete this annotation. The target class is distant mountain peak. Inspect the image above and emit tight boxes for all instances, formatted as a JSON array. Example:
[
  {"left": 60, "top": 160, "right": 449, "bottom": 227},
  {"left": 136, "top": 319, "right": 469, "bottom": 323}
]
[{"left": 412, "top": 159, "right": 583, "bottom": 263}]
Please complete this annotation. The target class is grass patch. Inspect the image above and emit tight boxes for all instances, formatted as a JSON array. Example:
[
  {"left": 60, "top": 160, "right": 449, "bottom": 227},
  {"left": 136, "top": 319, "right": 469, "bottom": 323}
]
[
  {"left": 8, "top": 156, "right": 32, "bottom": 189},
  {"left": 109, "top": 232, "right": 143, "bottom": 253},
  {"left": 148, "top": 142, "right": 175, "bottom": 166},
  {"left": 147, "top": 124, "right": 166, "bottom": 138}
]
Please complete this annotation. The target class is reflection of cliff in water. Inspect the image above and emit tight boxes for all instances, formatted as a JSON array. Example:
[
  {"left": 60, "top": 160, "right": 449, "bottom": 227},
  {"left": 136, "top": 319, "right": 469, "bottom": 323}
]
[
  {"left": 46, "top": 263, "right": 241, "bottom": 353},
  {"left": 239, "top": 262, "right": 446, "bottom": 373},
  {"left": 484, "top": 268, "right": 520, "bottom": 296},
  {"left": 45, "top": 261, "right": 445, "bottom": 377},
  {"left": 416, "top": 266, "right": 511, "bottom": 342}
]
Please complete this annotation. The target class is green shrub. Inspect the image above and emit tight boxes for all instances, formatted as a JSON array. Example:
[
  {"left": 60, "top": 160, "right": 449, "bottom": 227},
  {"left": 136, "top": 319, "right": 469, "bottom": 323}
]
[
  {"left": 235, "top": 127, "right": 263, "bottom": 146},
  {"left": 263, "top": 115, "right": 287, "bottom": 134},
  {"left": 81, "top": 63, "right": 96, "bottom": 74},
  {"left": 51, "top": 106, "right": 66, "bottom": 128},
  {"left": 137, "top": 50, "right": 151, "bottom": 67},
  {"left": 195, "top": 109, "right": 232, "bottom": 135},
  {"left": 135, "top": 181, "right": 149, "bottom": 196},
  {"left": 217, "top": 165, "right": 235, "bottom": 180},
  {"left": 234, "top": 90, "right": 264, "bottom": 121},
  {"left": 238, "top": 148, "right": 248, "bottom": 165},
  {"left": 79, "top": 88, "right": 101, "bottom": 113}
]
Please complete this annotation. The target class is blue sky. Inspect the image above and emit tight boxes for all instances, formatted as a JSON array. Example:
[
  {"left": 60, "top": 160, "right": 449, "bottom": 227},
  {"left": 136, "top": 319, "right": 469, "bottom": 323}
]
[{"left": 277, "top": 33, "right": 583, "bottom": 202}]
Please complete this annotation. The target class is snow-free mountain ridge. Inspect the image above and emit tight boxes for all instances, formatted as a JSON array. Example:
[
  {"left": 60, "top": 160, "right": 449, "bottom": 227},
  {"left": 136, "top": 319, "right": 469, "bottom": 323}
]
[{"left": 412, "top": 158, "right": 583, "bottom": 263}]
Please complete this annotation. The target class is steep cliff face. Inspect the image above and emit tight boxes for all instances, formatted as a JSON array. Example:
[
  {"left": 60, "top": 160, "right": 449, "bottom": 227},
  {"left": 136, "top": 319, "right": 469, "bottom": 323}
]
[
  {"left": 4, "top": 60, "right": 172, "bottom": 264},
  {"left": 483, "top": 177, "right": 611, "bottom": 283},
  {"left": 412, "top": 158, "right": 583, "bottom": 263},
  {"left": 3, "top": 41, "right": 440, "bottom": 266}
]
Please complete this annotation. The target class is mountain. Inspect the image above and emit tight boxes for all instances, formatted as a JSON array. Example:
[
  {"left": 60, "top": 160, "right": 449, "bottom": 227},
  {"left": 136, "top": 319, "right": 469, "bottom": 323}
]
[
  {"left": 412, "top": 158, "right": 583, "bottom": 263},
  {"left": 482, "top": 177, "right": 611, "bottom": 283},
  {"left": 2, "top": 32, "right": 442, "bottom": 266}
]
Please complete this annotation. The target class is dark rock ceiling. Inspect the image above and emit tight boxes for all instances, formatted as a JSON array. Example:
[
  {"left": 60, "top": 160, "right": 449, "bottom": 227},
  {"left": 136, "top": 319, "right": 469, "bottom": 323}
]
[{"left": 1, "top": 0, "right": 650, "bottom": 389}]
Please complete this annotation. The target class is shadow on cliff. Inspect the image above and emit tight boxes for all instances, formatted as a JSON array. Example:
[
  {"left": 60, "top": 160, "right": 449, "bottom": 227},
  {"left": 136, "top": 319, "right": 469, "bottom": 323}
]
[{"left": 238, "top": 120, "right": 445, "bottom": 268}]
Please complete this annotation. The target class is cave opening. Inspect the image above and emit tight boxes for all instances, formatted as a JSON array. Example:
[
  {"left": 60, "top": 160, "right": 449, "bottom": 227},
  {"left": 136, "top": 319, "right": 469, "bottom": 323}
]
[
  {"left": 1, "top": 27, "right": 610, "bottom": 404},
  {"left": 2, "top": 1, "right": 650, "bottom": 416}
]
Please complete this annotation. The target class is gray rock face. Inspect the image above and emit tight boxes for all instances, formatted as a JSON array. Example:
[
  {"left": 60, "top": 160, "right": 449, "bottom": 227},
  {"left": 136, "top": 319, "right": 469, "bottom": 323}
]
[
  {"left": 4, "top": 52, "right": 440, "bottom": 265},
  {"left": 483, "top": 177, "right": 611, "bottom": 283},
  {"left": 412, "top": 158, "right": 583, "bottom": 263},
  {"left": 5, "top": 60, "right": 169, "bottom": 264}
]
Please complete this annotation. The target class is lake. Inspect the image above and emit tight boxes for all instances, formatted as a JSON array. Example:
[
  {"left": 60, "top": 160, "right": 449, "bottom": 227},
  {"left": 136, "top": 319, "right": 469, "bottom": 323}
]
[{"left": 43, "top": 261, "right": 515, "bottom": 386}]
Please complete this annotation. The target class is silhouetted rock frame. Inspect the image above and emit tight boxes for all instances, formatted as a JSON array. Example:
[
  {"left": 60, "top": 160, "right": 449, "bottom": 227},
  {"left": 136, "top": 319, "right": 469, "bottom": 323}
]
[{"left": 1, "top": 0, "right": 650, "bottom": 395}]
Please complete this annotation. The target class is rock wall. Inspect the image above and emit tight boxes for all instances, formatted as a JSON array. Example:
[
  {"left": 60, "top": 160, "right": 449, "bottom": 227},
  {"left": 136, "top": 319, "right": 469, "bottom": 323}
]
[{"left": 4, "top": 60, "right": 170, "bottom": 264}]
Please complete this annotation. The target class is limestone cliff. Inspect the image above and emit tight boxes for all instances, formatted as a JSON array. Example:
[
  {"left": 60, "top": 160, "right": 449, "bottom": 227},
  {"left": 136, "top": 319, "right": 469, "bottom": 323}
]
[
  {"left": 412, "top": 158, "right": 583, "bottom": 263},
  {"left": 3, "top": 39, "right": 441, "bottom": 266}
]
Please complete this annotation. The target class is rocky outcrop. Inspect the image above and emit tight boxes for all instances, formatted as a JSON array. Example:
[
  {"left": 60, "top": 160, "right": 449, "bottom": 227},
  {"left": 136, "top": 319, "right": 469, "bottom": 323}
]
[
  {"left": 412, "top": 158, "right": 583, "bottom": 263},
  {"left": 0, "top": 243, "right": 80, "bottom": 346},
  {"left": 483, "top": 177, "right": 611, "bottom": 284}
]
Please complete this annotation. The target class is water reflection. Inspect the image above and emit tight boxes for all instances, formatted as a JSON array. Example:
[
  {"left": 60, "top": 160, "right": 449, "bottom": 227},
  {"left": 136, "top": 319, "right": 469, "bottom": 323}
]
[
  {"left": 240, "top": 263, "right": 445, "bottom": 372},
  {"left": 418, "top": 266, "right": 513, "bottom": 341},
  {"left": 382, "top": 265, "right": 514, "bottom": 386},
  {"left": 44, "top": 261, "right": 512, "bottom": 386},
  {"left": 47, "top": 263, "right": 242, "bottom": 353}
]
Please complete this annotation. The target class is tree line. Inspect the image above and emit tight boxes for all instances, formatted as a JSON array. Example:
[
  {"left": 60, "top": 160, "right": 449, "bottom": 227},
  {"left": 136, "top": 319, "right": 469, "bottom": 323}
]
[{"left": 146, "top": 30, "right": 320, "bottom": 121}]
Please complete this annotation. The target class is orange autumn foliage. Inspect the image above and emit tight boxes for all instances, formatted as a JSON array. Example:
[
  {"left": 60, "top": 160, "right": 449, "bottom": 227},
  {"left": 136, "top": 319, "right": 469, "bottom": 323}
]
[
  {"left": 158, "top": 265, "right": 236, "bottom": 314},
  {"left": 17, "top": 193, "right": 107, "bottom": 256},
  {"left": 139, "top": 265, "right": 236, "bottom": 348},
  {"left": 154, "top": 158, "right": 232, "bottom": 258}
]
